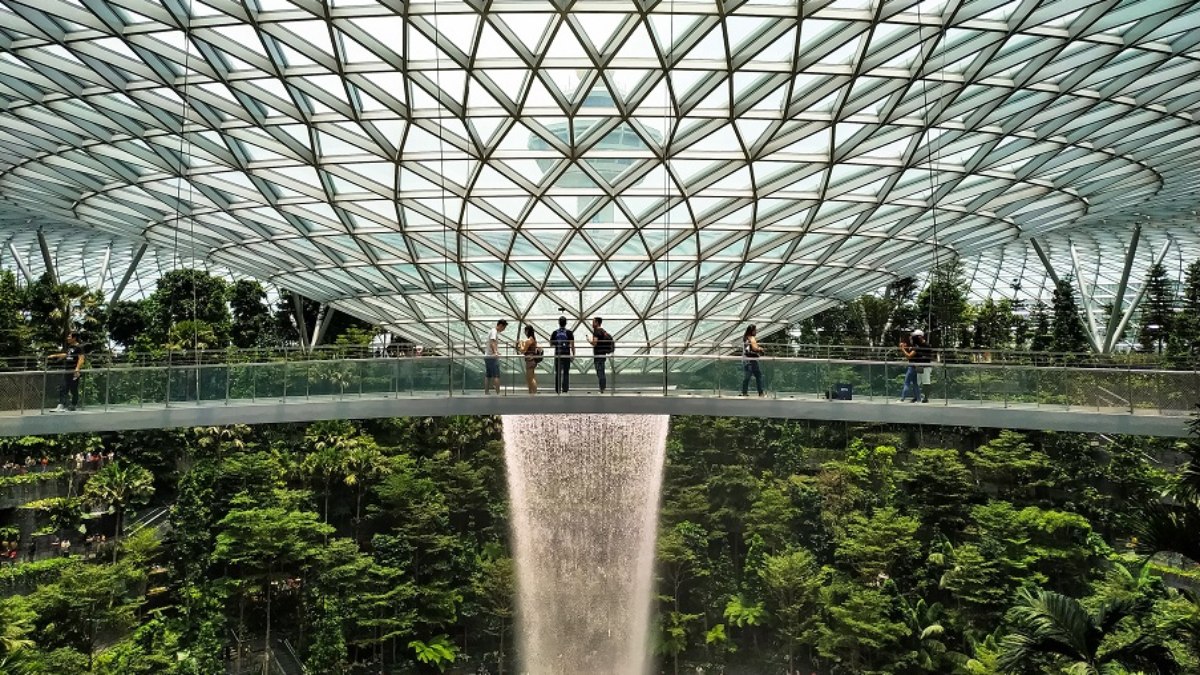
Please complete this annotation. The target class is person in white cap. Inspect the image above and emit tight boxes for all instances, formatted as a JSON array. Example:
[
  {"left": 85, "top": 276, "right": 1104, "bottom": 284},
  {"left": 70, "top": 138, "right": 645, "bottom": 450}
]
[{"left": 899, "top": 329, "right": 931, "bottom": 402}]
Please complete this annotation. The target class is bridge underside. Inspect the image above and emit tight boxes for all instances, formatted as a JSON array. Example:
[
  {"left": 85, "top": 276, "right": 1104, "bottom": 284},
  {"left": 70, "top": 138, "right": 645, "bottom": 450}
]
[{"left": 0, "top": 394, "right": 1188, "bottom": 438}]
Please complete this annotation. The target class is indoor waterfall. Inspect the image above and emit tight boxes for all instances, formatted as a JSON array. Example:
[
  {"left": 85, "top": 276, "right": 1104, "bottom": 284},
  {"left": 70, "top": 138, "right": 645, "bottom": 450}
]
[{"left": 502, "top": 414, "right": 670, "bottom": 675}]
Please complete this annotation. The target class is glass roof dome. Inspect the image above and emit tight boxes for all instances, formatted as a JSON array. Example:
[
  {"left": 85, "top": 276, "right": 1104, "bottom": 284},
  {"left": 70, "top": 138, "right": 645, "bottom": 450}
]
[{"left": 0, "top": 0, "right": 1198, "bottom": 351}]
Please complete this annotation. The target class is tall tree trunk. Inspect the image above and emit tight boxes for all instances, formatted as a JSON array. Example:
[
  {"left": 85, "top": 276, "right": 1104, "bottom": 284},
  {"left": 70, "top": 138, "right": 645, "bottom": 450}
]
[
  {"left": 112, "top": 506, "right": 123, "bottom": 563},
  {"left": 498, "top": 620, "right": 506, "bottom": 675},
  {"left": 264, "top": 567, "right": 272, "bottom": 675}
]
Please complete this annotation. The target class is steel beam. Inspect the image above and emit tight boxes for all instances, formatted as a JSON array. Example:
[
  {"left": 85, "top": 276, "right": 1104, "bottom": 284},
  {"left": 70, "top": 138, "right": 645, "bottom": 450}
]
[
  {"left": 291, "top": 292, "right": 311, "bottom": 352},
  {"left": 6, "top": 242, "right": 33, "bottom": 282},
  {"left": 94, "top": 244, "right": 112, "bottom": 293},
  {"left": 311, "top": 305, "right": 336, "bottom": 349},
  {"left": 109, "top": 243, "right": 147, "bottom": 305},
  {"left": 35, "top": 229, "right": 57, "bottom": 285},
  {"left": 1103, "top": 224, "right": 1141, "bottom": 353},
  {"left": 1109, "top": 238, "right": 1172, "bottom": 348},
  {"left": 1068, "top": 241, "right": 1104, "bottom": 353},
  {"left": 1029, "top": 237, "right": 1061, "bottom": 287}
]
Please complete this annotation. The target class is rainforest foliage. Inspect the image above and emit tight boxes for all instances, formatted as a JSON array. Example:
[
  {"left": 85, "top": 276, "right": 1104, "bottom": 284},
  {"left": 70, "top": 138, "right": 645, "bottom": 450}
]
[{"left": 1, "top": 417, "right": 1198, "bottom": 674}]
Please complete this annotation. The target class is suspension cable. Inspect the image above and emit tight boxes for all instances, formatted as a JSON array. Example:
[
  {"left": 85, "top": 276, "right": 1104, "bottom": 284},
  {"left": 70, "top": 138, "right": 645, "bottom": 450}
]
[
  {"left": 916, "top": 1, "right": 945, "bottom": 339},
  {"left": 430, "top": 0, "right": 453, "bottom": 371},
  {"left": 172, "top": 0, "right": 198, "bottom": 358}
]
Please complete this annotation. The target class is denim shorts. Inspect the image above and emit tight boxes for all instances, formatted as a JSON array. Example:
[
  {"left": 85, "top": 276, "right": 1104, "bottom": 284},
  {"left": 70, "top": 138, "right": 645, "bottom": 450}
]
[{"left": 485, "top": 356, "right": 500, "bottom": 378}]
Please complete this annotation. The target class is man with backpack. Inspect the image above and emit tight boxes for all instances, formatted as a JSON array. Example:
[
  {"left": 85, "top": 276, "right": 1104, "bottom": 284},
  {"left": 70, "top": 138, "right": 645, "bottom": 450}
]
[
  {"left": 549, "top": 316, "right": 575, "bottom": 393},
  {"left": 588, "top": 316, "right": 615, "bottom": 393}
]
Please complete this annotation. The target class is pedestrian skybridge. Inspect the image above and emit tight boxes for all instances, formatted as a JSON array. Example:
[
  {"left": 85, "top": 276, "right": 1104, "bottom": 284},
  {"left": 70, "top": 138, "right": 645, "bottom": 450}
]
[{"left": 0, "top": 352, "right": 1195, "bottom": 438}]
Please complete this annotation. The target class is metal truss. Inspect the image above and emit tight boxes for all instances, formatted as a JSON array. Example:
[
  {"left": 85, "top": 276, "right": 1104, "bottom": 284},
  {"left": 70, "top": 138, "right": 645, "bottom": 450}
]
[{"left": 0, "top": 0, "right": 1197, "bottom": 351}]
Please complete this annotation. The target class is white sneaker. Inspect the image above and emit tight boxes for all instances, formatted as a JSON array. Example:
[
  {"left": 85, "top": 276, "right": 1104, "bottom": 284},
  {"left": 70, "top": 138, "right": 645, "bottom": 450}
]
[{"left": 53, "top": 404, "right": 66, "bottom": 412}]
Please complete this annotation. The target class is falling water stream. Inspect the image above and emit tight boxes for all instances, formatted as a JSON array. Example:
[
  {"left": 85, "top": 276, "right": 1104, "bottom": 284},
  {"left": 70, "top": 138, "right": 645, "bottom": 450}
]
[{"left": 502, "top": 414, "right": 670, "bottom": 675}]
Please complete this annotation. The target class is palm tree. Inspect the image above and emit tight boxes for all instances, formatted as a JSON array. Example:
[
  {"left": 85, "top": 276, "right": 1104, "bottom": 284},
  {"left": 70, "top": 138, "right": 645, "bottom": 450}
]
[
  {"left": 343, "top": 439, "right": 391, "bottom": 541},
  {"left": 998, "top": 588, "right": 1177, "bottom": 674},
  {"left": 83, "top": 460, "right": 155, "bottom": 562}
]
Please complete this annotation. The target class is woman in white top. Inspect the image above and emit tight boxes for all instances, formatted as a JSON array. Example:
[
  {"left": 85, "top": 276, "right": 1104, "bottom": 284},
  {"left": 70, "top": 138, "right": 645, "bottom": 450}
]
[{"left": 518, "top": 325, "right": 539, "bottom": 394}]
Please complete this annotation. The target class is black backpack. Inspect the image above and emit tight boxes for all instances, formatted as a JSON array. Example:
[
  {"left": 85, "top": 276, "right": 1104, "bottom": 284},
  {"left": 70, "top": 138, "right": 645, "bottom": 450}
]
[{"left": 594, "top": 329, "right": 615, "bottom": 355}]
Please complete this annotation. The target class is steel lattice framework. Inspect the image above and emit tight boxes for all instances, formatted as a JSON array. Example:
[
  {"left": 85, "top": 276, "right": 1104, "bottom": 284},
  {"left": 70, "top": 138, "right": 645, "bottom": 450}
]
[{"left": 0, "top": 0, "right": 1199, "bottom": 350}]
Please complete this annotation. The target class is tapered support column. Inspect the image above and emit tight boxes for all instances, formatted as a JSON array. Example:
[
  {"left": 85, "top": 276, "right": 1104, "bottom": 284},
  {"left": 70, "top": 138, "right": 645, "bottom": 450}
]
[
  {"left": 109, "top": 243, "right": 147, "bottom": 306},
  {"left": 1068, "top": 241, "right": 1104, "bottom": 353},
  {"left": 1102, "top": 224, "right": 1141, "bottom": 353},
  {"left": 291, "top": 292, "right": 311, "bottom": 353},
  {"left": 6, "top": 242, "right": 33, "bottom": 283},
  {"left": 311, "top": 305, "right": 336, "bottom": 350},
  {"left": 36, "top": 229, "right": 57, "bottom": 285},
  {"left": 1108, "top": 239, "right": 1172, "bottom": 349},
  {"left": 94, "top": 244, "right": 112, "bottom": 293}
]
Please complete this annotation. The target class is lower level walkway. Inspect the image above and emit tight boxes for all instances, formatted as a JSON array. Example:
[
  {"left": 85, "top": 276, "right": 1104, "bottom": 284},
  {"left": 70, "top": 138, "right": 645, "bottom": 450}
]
[{"left": 0, "top": 389, "right": 1190, "bottom": 438}]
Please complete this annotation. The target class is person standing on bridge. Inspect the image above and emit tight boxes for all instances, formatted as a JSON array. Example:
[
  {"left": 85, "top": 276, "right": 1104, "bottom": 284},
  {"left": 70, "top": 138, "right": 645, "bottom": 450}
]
[
  {"left": 48, "top": 333, "right": 85, "bottom": 412},
  {"left": 550, "top": 316, "right": 575, "bottom": 394},
  {"left": 588, "top": 317, "right": 614, "bottom": 393},
  {"left": 741, "top": 325, "right": 765, "bottom": 397},
  {"left": 899, "top": 329, "right": 931, "bottom": 403},
  {"left": 485, "top": 319, "right": 507, "bottom": 394},
  {"left": 518, "top": 325, "right": 540, "bottom": 394}
]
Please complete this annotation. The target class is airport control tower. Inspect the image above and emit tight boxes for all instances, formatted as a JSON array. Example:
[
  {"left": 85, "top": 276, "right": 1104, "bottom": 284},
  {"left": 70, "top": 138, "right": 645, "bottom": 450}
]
[{"left": 529, "top": 85, "right": 661, "bottom": 224}]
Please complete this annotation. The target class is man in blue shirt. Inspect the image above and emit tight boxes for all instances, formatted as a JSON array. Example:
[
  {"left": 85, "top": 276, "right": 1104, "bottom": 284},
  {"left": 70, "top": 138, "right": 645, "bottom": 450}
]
[{"left": 549, "top": 316, "right": 575, "bottom": 393}]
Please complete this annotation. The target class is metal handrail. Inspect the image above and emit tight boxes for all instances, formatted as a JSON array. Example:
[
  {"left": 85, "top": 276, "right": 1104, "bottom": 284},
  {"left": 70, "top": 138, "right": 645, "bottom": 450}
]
[{"left": 8, "top": 352, "right": 1197, "bottom": 377}]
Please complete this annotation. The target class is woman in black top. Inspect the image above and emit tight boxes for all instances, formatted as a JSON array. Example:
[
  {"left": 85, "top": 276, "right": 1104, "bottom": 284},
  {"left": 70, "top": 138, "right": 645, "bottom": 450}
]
[{"left": 741, "top": 325, "right": 765, "bottom": 397}]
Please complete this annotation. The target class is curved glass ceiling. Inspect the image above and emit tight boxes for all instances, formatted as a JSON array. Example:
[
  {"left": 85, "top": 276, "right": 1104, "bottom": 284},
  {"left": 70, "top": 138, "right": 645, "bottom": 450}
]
[{"left": 0, "top": 0, "right": 1198, "bottom": 349}]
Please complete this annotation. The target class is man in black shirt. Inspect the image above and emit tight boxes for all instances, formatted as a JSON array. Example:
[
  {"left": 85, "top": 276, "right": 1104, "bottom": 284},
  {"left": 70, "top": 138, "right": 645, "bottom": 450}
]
[
  {"left": 588, "top": 316, "right": 614, "bottom": 393},
  {"left": 48, "top": 333, "right": 85, "bottom": 412},
  {"left": 549, "top": 316, "right": 575, "bottom": 393}
]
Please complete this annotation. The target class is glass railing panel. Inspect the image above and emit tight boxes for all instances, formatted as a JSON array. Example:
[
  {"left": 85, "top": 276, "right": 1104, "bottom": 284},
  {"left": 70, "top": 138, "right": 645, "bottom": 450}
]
[
  {"left": 227, "top": 364, "right": 257, "bottom": 401},
  {"left": 1129, "top": 369, "right": 1197, "bottom": 413},
  {"left": 667, "top": 355, "right": 717, "bottom": 396},
  {"left": 140, "top": 367, "right": 170, "bottom": 408},
  {"left": 1078, "top": 367, "right": 1129, "bottom": 411},
  {"left": 254, "top": 363, "right": 286, "bottom": 400},
  {"left": 197, "top": 365, "right": 229, "bottom": 403},
  {"left": 411, "top": 356, "right": 453, "bottom": 395},
  {"left": 301, "top": 360, "right": 346, "bottom": 398},
  {"left": 0, "top": 372, "right": 35, "bottom": 413},
  {"left": 360, "top": 359, "right": 395, "bottom": 397}
]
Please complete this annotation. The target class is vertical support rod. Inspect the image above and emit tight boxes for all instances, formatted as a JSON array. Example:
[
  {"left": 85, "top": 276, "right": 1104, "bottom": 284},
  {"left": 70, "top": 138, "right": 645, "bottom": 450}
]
[{"left": 1103, "top": 224, "right": 1141, "bottom": 353}]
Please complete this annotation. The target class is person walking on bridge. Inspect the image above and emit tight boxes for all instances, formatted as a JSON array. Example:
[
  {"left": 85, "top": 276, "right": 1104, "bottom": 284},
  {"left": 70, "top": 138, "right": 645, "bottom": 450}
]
[
  {"left": 48, "top": 333, "right": 85, "bottom": 412},
  {"left": 550, "top": 316, "right": 575, "bottom": 393},
  {"left": 588, "top": 317, "right": 614, "bottom": 393},
  {"left": 485, "top": 319, "right": 507, "bottom": 394},
  {"left": 741, "top": 325, "right": 765, "bottom": 397},
  {"left": 899, "top": 329, "right": 931, "bottom": 402}
]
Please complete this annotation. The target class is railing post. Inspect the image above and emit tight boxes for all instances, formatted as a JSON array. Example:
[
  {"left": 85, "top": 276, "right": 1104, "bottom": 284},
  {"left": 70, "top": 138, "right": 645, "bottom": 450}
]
[
  {"left": 104, "top": 369, "right": 110, "bottom": 412},
  {"left": 283, "top": 349, "right": 289, "bottom": 402},
  {"left": 1127, "top": 366, "right": 1134, "bottom": 414},
  {"left": 225, "top": 364, "right": 231, "bottom": 405},
  {"left": 165, "top": 350, "right": 172, "bottom": 409}
]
